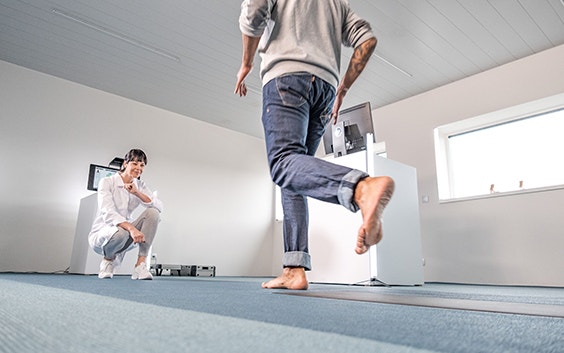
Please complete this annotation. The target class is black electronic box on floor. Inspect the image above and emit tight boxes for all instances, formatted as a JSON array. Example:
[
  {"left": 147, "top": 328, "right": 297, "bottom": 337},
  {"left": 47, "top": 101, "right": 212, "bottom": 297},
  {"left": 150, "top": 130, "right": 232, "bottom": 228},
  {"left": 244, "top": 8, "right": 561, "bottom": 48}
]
[{"left": 153, "top": 264, "right": 216, "bottom": 277}]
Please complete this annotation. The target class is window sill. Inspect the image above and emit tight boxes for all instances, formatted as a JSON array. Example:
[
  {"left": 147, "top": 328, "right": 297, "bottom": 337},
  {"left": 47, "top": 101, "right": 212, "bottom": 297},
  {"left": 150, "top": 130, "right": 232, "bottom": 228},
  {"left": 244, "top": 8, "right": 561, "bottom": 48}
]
[{"left": 439, "top": 184, "right": 564, "bottom": 204}]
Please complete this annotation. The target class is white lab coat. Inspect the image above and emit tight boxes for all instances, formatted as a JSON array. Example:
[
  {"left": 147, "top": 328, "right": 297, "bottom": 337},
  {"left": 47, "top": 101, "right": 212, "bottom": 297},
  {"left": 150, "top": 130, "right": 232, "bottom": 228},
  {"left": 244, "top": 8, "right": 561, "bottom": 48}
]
[{"left": 88, "top": 172, "right": 163, "bottom": 255}]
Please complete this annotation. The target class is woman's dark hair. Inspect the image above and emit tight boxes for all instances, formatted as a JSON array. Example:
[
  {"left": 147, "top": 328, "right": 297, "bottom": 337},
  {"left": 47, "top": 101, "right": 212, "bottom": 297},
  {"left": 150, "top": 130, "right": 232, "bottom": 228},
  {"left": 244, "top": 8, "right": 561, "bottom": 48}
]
[{"left": 120, "top": 149, "right": 147, "bottom": 172}]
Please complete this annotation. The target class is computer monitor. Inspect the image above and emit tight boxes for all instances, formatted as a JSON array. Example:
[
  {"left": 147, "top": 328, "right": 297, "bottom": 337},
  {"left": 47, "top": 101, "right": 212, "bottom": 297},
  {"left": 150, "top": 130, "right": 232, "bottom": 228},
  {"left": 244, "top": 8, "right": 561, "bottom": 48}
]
[
  {"left": 322, "top": 101, "right": 375, "bottom": 157},
  {"left": 87, "top": 164, "right": 119, "bottom": 191}
]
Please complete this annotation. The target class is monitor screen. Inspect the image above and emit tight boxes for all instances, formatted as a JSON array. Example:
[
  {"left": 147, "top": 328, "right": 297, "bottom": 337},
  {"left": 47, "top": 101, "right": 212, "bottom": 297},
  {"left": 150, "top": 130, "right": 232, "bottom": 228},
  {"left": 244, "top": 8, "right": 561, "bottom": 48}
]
[
  {"left": 322, "top": 101, "right": 375, "bottom": 157},
  {"left": 87, "top": 164, "right": 119, "bottom": 191}
]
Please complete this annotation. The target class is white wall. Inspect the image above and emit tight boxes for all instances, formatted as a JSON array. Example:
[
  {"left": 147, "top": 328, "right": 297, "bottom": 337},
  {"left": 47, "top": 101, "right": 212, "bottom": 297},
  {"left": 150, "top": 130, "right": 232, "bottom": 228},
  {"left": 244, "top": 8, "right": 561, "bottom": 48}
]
[
  {"left": 0, "top": 60, "right": 275, "bottom": 276},
  {"left": 373, "top": 44, "right": 564, "bottom": 286},
  {"left": 3, "top": 41, "right": 564, "bottom": 285}
]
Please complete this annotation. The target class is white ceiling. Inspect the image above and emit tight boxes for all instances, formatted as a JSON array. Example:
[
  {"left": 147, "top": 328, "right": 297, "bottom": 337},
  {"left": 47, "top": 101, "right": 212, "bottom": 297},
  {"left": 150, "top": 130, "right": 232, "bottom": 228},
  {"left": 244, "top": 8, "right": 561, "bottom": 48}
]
[{"left": 2, "top": 0, "right": 564, "bottom": 138}]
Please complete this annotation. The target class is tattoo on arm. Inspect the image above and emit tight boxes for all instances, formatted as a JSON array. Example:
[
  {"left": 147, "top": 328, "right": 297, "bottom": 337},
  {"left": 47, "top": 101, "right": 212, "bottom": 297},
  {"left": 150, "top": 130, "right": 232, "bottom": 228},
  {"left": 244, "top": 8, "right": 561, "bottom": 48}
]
[
  {"left": 339, "top": 38, "right": 377, "bottom": 91},
  {"left": 351, "top": 38, "right": 377, "bottom": 76}
]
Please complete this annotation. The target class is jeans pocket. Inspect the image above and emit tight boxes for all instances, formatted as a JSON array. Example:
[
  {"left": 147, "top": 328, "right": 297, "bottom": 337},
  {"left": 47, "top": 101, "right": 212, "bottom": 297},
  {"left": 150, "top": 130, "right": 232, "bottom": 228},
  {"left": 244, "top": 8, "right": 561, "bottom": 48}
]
[
  {"left": 320, "top": 105, "right": 332, "bottom": 126},
  {"left": 275, "top": 74, "right": 311, "bottom": 108}
]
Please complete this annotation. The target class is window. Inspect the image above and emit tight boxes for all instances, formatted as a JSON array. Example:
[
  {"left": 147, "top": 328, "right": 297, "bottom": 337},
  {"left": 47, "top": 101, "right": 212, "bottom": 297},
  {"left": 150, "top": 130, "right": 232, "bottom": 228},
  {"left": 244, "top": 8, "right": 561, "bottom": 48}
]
[{"left": 434, "top": 93, "right": 564, "bottom": 201}]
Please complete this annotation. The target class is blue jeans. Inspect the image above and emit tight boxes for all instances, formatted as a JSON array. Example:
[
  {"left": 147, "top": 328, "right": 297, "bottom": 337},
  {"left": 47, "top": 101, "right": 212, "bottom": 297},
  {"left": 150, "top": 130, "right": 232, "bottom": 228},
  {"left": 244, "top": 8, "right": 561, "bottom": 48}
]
[
  {"left": 103, "top": 208, "right": 160, "bottom": 262},
  {"left": 262, "top": 73, "right": 368, "bottom": 270}
]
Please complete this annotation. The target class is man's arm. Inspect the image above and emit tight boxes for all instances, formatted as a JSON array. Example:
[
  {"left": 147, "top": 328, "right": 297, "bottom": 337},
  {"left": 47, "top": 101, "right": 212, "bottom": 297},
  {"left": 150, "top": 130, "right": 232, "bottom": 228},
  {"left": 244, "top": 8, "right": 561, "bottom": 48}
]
[
  {"left": 234, "top": 34, "right": 262, "bottom": 97},
  {"left": 331, "top": 37, "right": 377, "bottom": 122}
]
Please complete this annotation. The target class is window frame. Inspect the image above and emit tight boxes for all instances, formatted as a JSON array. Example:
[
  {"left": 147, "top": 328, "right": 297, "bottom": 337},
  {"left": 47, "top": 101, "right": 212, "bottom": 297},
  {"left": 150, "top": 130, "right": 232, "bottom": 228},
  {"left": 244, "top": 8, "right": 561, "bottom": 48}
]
[{"left": 434, "top": 93, "right": 564, "bottom": 202}]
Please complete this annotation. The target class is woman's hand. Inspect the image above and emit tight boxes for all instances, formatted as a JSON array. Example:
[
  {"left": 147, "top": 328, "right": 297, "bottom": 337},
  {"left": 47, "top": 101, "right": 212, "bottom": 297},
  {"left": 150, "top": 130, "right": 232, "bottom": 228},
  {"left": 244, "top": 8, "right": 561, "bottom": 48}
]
[
  {"left": 124, "top": 182, "right": 152, "bottom": 203},
  {"left": 119, "top": 221, "right": 146, "bottom": 243},
  {"left": 130, "top": 228, "right": 146, "bottom": 244},
  {"left": 124, "top": 182, "right": 138, "bottom": 194}
]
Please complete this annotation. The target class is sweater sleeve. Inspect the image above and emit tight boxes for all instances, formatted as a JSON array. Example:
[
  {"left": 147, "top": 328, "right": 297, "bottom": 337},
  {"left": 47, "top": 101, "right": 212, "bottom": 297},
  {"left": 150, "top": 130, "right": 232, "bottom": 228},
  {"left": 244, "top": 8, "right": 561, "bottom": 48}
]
[
  {"left": 341, "top": 8, "right": 375, "bottom": 49},
  {"left": 239, "top": 0, "right": 275, "bottom": 37}
]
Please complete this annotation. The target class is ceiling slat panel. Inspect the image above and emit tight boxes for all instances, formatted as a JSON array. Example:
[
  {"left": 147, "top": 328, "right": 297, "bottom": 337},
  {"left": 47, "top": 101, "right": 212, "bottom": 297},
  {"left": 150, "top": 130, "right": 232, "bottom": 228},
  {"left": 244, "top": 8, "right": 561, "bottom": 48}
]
[
  {"left": 519, "top": 0, "right": 564, "bottom": 46},
  {"left": 429, "top": 0, "right": 514, "bottom": 65},
  {"left": 2, "top": 0, "right": 564, "bottom": 138},
  {"left": 403, "top": 0, "right": 498, "bottom": 70},
  {"left": 550, "top": 0, "right": 564, "bottom": 22},
  {"left": 457, "top": 0, "right": 533, "bottom": 59},
  {"left": 488, "top": 0, "right": 553, "bottom": 53},
  {"left": 364, "top": 1, "right": 476, "bottom": 78}
]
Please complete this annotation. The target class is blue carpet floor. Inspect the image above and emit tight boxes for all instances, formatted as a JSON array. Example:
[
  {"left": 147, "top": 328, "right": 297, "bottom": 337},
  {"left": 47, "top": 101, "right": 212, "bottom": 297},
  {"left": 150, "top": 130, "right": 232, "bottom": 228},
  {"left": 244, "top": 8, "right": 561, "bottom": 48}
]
[{"left": 1, "top": 274, "right": 563, "bottom": 353}]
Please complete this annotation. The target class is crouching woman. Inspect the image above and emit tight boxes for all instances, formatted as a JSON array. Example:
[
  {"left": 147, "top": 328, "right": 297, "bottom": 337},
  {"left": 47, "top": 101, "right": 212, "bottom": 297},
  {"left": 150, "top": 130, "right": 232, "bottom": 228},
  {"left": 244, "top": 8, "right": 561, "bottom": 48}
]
[{"left": 88, "top": 149, "right": 163, "bottom": 280}]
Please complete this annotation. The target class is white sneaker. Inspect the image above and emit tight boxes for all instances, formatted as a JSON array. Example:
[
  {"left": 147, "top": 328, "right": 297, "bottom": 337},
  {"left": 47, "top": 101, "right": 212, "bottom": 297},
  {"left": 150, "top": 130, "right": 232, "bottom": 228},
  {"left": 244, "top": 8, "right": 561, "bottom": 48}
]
[
  {"left": 131, "top": 263, "right": 153, "bottom": 280},
  {"left": 98, "top": 259, "right": 114, "bottom": 279}
]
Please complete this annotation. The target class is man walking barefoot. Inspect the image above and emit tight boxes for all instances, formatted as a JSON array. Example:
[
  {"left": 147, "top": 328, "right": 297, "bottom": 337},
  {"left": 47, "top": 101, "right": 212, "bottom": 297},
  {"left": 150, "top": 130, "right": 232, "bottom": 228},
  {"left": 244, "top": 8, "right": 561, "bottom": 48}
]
[{"left": 235, "top": 0, "right": 395, "bottom": 290}]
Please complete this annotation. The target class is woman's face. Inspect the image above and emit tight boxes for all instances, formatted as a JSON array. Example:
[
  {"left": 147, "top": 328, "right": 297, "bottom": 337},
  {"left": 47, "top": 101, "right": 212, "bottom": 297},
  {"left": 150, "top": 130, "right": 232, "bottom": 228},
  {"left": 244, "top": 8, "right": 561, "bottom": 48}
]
[{"left": 124, "top": 160, "right": 145, "bottom": 179}]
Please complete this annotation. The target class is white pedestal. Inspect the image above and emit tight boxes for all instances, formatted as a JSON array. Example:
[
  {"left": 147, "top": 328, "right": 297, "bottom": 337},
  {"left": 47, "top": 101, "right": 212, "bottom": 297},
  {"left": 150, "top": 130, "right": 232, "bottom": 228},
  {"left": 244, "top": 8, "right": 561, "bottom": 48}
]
[
  {"left": 69, "top": 193, "right": 139, "bottom": 275},
  {"left": 308, "top": 150, "right": 424, "bottom": 285}
]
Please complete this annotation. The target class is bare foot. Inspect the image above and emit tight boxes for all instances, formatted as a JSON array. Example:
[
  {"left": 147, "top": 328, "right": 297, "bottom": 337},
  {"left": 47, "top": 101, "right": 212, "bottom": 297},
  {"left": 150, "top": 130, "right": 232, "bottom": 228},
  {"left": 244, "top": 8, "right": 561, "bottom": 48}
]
[
  {"left": 262, "top": 267, "right": 309, "bottom": 290},
  {"left": 354, "top": 176, "right": 395, "bottom": 255}
]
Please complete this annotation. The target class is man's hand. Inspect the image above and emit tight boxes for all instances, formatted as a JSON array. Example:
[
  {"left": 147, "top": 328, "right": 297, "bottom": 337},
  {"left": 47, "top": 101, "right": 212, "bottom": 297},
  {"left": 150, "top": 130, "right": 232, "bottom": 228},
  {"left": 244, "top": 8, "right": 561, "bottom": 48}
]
[
  {"left": 331, "top": 37, "right": 376, "bottom": 124},
  {"left": 234, "top": 64, "right": 251, "bottom": 97},
  {"left": 331, "top": 85, "right": 349, "bottom": 124},
  {"left": 235, "top": 34, "right": 261, "bottom": 97}
]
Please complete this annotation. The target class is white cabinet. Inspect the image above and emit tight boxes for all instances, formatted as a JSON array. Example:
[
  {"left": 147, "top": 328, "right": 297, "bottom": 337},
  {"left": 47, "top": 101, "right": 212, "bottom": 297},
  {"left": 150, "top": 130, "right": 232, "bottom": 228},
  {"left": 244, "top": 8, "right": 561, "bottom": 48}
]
[{"left": 308, "top": 150, "right": 424, "bottom": 285}]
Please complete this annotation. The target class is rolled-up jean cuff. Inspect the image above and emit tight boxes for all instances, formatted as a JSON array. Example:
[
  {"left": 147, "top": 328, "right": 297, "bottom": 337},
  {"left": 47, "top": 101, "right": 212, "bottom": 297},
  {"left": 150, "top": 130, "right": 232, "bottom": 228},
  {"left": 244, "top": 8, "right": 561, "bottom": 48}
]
[
  {"left": 283, "top": 251, "right": 312, "bottom": 271},
  {"left": 338, "top": 169, "right": 369, "bottom": 212}
]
